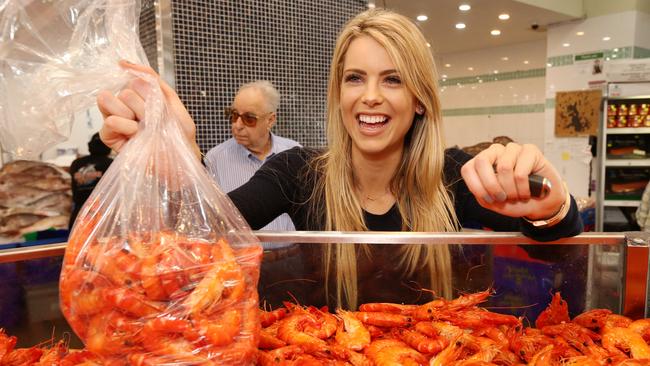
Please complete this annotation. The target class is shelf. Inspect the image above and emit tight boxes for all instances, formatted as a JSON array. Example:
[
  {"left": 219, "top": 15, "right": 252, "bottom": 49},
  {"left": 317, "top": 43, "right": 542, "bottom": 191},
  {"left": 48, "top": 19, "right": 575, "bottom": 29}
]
[
  {"left": 604, "top": 159, "right": 650, "bottom": 167},
  {"left": 605, "top": 127, "right": 650, "bottom": 135},
  {"left": 603, "top": 200, "right": 641, "bottom": 207},
  {"left": 608, "top": 95, "right": 650, "bottom": 101}
]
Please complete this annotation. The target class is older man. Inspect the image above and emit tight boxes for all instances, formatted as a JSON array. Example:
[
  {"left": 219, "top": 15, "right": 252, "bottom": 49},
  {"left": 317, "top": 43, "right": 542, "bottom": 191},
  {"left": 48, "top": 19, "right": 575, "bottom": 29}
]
[
  {"left": 205, "top": 80, "right": 301, "bottom": 223},
  {"left": 205, "top": 81, "right": 302, "bottom": 306}
]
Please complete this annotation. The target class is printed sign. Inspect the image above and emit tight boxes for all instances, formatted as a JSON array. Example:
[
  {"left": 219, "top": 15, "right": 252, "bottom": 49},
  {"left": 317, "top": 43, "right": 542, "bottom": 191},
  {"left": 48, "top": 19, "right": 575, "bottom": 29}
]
[{"left": 555, "top": 90, "right": 602, "bottom": 137}]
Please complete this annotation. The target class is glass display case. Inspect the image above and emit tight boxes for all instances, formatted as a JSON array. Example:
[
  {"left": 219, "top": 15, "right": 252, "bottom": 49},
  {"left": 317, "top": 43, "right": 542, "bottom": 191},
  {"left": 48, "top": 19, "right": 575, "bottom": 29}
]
[{"left": 0, "top": 231, "right": 647, "bottom": 349}]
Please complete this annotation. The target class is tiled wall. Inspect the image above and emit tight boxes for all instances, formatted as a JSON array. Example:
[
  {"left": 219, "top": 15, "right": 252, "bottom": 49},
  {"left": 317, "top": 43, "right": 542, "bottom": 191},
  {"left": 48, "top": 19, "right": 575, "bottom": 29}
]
[
  {"left": 161, "top": 0, "right": 366, "bottom": 152},
  {"left": 138, "top": 0, "right": 158, "bottom": 73},
  {"left": 438, "top": 40, "right": 547, "bottom": 150}
]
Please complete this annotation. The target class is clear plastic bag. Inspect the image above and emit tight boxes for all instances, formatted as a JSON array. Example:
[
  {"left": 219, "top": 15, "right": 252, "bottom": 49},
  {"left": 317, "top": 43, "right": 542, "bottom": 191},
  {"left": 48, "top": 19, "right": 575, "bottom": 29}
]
[
  {"left": 59, "top": 66, "right": 263, "bottom": 364},
  {"left": 0, "top": 0, "right": 146, "bottom": 158},
  {"left": 54, "top": 2, "right": 263, "bottom": 362}
]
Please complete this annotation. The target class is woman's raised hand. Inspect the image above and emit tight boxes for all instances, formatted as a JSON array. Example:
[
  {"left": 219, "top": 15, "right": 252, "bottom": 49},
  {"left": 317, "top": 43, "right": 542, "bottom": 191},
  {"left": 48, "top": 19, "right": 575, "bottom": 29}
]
[
  {"left": 97, "top": 61, "right": 197, "bottom": 154},
  {"left": 461, "top": 143, "right": 568, "bottom": 221}
]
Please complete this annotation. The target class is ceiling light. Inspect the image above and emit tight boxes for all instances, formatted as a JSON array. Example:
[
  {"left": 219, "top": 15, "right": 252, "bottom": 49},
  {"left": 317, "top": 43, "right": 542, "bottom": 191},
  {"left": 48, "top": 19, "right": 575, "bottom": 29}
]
[
  {"left": 576, "top": 31, "right": 584, "bottom": 36},
  {"left": 501, "top": 56, "right": 509, "bottom": 61},
  {"left": 416, "top": 14, "right": 428, "bottom": 21},
  {"left": 441, "top": 74, "right": 447, "bottom": 78},
  {"left": 467, "top": 67, "right": 474, "bottom": 71},
  {"left": 493, "top": 70, "right": 499, "bottom": 74},
  {"left": 546, "top": 63, "right": 552, "bottom": 67},
  {"left": 478, "top": 79, "right": 483, "bottom": 83},
  {"left": 459, "top": 4, "right": 471, "bottom": 11},
  {"left": 426, "top": 42, "right": 431, "bottom": 47},
  {"left": 613, "top": 48, "right": 619, "bottom": 52},
  {"left": 455, "top": 23, "right": 466, "bottom": 29},
  {"left": 444, "top": 63, "right": 451, "bottom": 67},
  {"left": 523, "top": 60, "right": 529, "bottom": 64},
  {"left": 603, "top": 36, "right": 611, "bottom": 41},
  {"left": 367, "top": 2, "right": 376, "bottom": 9},
  {"left": 491, "top": 29, "right": 501, "bottom": 36},
  {"left": 498, "top": 13, "right": 510, "bottom": 20},
  {"left": 562, "top": 43, "right": 570, "bottom": 47}
]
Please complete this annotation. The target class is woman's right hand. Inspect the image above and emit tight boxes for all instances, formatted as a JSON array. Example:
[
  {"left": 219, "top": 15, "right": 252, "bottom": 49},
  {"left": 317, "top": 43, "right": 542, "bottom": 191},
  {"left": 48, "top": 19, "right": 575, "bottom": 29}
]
[{"left": 97, "top": 61, "right": 198, "bottom": 155}]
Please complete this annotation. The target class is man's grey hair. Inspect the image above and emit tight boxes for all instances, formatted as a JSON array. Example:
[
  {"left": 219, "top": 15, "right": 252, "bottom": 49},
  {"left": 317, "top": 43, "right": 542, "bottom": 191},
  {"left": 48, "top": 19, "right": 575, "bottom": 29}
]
[{"left": 237, "top": 80, "right": 280, "bottom": 113}]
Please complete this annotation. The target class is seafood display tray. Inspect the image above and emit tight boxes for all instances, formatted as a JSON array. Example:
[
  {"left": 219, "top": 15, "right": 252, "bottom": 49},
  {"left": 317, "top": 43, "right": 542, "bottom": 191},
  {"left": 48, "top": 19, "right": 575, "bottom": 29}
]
[{"left": 0, "top": 231, "right": 647, "bottom": 349}]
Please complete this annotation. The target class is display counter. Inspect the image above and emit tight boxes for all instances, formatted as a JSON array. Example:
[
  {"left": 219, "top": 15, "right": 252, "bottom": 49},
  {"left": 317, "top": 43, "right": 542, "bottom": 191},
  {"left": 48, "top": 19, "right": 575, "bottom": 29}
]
[{"left": 0, "top": 231, "right": 647, "bottom": 349}]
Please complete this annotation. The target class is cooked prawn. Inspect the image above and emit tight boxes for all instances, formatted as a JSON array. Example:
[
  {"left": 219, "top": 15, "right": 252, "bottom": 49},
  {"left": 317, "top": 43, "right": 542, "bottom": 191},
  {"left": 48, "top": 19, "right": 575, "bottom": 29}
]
[
  {"left": 629, "top": 319, "right": 650, "bottom": 342},
  {"left": 354, "top": 311, "right": 413, "bottom": 328},
  {"left": 535, "top": 292, "right": 570, "bottom": 329},
  {"left": 335, "top": 310, "right": 371, "bottom": 351},
  {"left": 602, "top": 327, "right": 650, "bottom": 359}
]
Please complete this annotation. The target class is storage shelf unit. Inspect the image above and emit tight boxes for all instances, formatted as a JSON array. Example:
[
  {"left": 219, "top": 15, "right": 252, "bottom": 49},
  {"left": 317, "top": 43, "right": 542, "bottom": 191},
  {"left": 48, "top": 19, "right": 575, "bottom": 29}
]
[{"left": 596, "top": 82, "right": 650, "bottom": 231}]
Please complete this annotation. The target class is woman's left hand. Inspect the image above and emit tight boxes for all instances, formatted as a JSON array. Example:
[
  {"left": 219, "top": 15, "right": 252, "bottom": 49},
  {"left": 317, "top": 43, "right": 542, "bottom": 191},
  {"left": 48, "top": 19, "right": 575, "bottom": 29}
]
[{"left": 460, "top": 143, "right": 567, "bottom": 220}]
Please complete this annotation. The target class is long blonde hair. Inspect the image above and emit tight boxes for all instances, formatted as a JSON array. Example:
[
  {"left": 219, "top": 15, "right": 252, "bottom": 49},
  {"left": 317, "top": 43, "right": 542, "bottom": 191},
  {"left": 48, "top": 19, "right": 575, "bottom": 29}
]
[{"left": 310, "top": 8, "right": 459, "bottom": 309}]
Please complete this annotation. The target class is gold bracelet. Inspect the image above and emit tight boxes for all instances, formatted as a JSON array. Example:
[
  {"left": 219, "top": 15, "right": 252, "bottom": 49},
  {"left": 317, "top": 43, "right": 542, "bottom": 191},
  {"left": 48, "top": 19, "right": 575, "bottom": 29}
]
[{"left": 523, "top": 183, "right": 571, "bottom": 228}]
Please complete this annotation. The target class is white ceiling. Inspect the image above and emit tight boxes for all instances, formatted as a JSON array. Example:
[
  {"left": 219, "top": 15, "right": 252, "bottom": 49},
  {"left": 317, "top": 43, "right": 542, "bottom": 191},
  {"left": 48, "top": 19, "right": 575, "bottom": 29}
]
[{"left": 378, "top": 0, "right": 580, "bottom": 56}]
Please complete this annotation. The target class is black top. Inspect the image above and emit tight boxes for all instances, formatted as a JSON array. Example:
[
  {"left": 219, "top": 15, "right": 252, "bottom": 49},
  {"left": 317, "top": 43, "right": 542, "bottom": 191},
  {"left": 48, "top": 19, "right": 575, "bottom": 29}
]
[
  {"left": 228, "top": 147, "right": 583, "bottom": 307},
  {"left": 228, "top": 146, "right": 582, "bottom": 240}
]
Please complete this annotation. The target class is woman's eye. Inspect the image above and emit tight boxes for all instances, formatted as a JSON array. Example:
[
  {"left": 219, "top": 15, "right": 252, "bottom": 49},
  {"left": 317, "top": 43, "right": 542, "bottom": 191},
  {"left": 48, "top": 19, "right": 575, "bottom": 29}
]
[
  {"left": 344, "top": 74, "right": 362, "bottom": 83},
  {"left": 385, "top": 75, "right": 402, "bottom": 85}
]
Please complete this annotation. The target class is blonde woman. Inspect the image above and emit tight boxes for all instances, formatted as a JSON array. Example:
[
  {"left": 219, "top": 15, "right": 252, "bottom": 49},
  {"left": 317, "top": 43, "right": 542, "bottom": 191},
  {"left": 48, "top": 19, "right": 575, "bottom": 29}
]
[{"left": 98, "top": 9, "right": 581, "bottom": 309}]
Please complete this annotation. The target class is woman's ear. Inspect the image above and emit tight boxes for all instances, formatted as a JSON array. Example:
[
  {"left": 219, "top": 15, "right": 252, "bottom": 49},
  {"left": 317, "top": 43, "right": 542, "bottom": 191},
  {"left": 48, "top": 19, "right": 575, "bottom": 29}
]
[{"left": 415, "top": 103, "right": 425, "bottom": 115}]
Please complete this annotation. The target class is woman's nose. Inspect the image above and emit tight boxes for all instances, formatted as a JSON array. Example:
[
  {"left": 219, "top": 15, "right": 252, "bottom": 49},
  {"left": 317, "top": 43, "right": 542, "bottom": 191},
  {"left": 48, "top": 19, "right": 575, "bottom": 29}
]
[{"left": 361, "top": 82, "right": 383, "bottom": 107}]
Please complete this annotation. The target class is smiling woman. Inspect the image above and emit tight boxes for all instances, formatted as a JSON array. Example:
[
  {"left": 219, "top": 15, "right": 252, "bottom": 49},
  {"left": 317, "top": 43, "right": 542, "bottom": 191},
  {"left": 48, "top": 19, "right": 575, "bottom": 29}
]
[{"left": 97, "top": 8, "right": 582, "bottom": 309}]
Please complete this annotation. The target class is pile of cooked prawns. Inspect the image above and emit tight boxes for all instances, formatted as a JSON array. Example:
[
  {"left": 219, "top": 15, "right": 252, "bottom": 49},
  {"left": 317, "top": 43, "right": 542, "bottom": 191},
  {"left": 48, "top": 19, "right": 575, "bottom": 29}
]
[
  {"left": 1, "top": 290, "right": 649, "bottom": 365},
  {"left": 258, "top": 291, "right": 650, "bottom": 366}
]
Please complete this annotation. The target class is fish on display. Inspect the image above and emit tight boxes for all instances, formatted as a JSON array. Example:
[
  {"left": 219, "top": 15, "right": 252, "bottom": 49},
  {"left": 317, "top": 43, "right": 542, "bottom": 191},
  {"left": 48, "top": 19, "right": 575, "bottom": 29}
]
[{"left": 0, "top": 160, "right": 71, "bottom": 239}]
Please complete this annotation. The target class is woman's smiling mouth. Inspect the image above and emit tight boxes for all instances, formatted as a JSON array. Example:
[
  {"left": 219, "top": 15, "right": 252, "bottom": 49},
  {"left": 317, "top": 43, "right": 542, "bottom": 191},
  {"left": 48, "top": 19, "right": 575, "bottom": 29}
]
[{"left": 357, "top": 114, "right": 390, "bottom": 133}]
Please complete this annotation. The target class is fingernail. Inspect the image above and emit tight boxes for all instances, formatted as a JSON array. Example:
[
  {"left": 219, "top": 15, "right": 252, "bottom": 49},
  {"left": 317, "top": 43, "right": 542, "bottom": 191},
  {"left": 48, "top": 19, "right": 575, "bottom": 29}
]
[
  {"left": 496, "top": 192, "right": 507, "bottom": 202},
  {"left": 483, "top": 195, "right": 494, "bottom": 204}
]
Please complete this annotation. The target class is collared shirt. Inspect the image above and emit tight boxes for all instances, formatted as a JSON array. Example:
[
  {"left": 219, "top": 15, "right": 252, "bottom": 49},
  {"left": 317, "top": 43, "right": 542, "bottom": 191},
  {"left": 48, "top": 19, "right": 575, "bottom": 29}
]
[{"left": 205, "top": 133, "right": 301, "bottom": 247}]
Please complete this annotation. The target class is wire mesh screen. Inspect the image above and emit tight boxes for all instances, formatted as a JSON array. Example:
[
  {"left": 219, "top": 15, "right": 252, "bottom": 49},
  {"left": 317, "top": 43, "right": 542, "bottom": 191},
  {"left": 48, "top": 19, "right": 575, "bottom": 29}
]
[
  {"left": 138, "top": 0, "right": 158, "bottom": 73},
  {"left": 165, "top": 0, "right": 366, "bottom": 152}
]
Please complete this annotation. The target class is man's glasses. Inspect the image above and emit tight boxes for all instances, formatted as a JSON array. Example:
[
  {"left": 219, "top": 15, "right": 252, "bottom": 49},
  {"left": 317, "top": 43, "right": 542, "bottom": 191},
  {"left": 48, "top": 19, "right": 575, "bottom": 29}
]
[{"left": 224, "top": 107, "right": 270, "bottom": 127}]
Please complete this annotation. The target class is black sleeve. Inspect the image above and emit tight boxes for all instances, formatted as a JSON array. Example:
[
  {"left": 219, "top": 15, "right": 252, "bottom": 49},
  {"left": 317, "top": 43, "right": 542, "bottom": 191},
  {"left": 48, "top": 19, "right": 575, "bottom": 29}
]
[
  {"left": 227, "top": 147, "right": 310, "bottom": 230},
  {"left": 445, "top": 148, "right": 583, "bottom": 242}
]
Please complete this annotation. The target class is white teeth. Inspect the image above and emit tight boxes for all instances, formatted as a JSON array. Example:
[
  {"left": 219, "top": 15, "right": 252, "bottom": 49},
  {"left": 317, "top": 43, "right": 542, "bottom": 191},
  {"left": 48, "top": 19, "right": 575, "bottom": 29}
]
[{"left": 358, "top": 115, "right": 388, "bottom": 124}]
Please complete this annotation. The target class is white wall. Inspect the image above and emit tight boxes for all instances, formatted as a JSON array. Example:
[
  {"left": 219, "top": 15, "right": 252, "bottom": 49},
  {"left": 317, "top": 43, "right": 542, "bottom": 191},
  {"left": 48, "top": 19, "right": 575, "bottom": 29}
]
[
  {"left": 40, "top": 107, "right": 104, "bottom": 167},
  {"left": 439, "top": 40, "right": 547, "bottom": 150}
]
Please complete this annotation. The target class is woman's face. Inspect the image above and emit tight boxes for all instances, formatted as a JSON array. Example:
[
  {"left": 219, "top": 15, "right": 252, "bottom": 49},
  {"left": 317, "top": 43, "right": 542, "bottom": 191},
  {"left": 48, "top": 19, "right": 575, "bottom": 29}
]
[{"left": 339, "top": 36, "right": 418, "bottom": 158}]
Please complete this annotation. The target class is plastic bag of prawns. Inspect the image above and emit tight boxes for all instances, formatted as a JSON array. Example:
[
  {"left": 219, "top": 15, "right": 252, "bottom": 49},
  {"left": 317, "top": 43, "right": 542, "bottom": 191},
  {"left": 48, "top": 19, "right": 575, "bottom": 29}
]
[{"left": 58, "top": 24, "right": 262, "bottom": 366}]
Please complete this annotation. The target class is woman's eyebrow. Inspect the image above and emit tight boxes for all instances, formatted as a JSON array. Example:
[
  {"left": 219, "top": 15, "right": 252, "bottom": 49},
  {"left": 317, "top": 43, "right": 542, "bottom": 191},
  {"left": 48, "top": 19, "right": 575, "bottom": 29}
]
[{"left": 343, "top": 68, "right": 399, "bottom": 75}]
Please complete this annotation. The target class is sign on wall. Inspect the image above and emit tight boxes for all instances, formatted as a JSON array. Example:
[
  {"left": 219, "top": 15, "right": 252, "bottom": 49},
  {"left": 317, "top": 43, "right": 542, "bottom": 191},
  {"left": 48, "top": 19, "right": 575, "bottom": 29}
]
[{"left": 555, "top": 90, "right": 602, "bottom": 137}]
